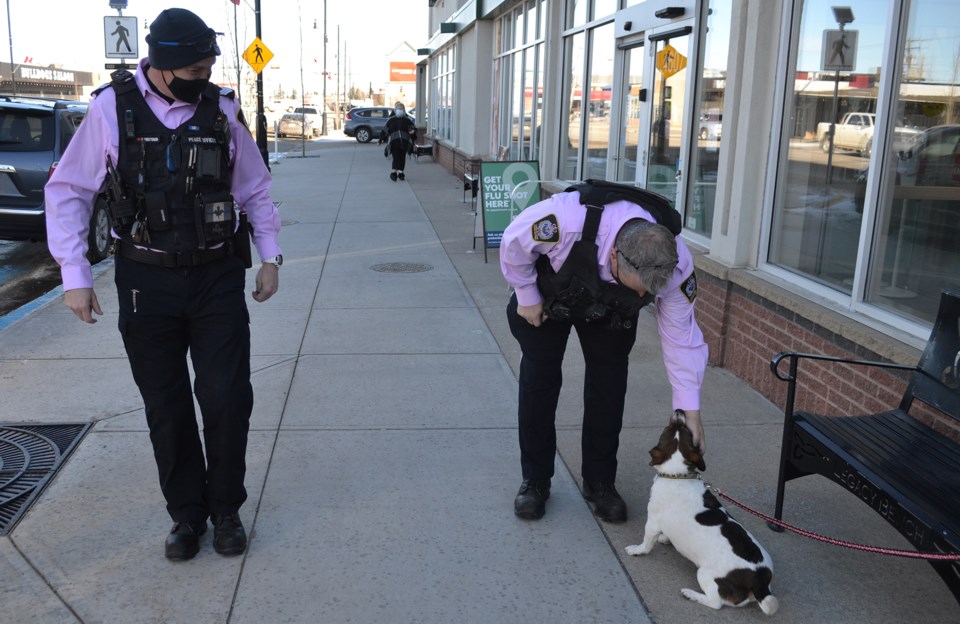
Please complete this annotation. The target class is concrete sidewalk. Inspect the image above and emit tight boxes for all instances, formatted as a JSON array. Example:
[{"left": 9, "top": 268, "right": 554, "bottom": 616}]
[{"left": 1, "top": 141, "right": 957, "bottom": 623}]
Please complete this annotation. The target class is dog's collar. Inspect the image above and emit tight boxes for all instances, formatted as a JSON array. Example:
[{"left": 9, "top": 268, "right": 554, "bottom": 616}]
[{"left": 656, "top": 472, "right": 703, "bottom": 480}]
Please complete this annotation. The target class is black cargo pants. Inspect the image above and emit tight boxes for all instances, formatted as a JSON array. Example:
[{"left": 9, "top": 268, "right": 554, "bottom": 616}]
[
  {"left": 507, "top": 294, "right": 639, "bottom": 484},
  {"left": 115, "top": 254, "right": 252, "bottom": 525}
]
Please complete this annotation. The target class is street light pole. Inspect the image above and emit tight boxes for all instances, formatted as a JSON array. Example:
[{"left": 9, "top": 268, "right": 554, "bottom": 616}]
[
  {"left": 321, "top": 0, "right": 328, "bottom": 135},
  {"left": 6, "top": 0, "right": 17, "bottom": 95}
]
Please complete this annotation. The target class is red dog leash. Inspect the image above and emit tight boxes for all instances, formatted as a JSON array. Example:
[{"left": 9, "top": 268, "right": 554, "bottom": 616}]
[{"left": 707, "top": 484, "right": 960, "bottom": 561}]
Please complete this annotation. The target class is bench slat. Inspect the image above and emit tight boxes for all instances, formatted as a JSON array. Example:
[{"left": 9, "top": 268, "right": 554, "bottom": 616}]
[{"left": 798, "top": 411, "right": 960, "bottom": 537}]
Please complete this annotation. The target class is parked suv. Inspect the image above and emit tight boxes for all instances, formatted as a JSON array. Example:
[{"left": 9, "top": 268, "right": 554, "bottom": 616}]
[
  {"left": 343, "top": 106, "right": 395, "bottom": 143},
  {"left": 0, "top": 96, "right": 112, "bottom": 262}
]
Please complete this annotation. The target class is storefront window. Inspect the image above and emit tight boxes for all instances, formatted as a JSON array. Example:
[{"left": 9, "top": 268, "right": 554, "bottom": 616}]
[
  {"left": 583, "top": 22, "right": 615, "bottom": 179},
  {"left": 865, "top": 0, "right": 960, "bottom": 323},
  {"left": 566, "top": 0, "right": 587, "bottom": 29},
  {"left": 494, "top": 1, "right": 547, "bottom": 161},
  {"left": 430, "top": 44, "right": 456, "bottom": 141},
  {"left": 686, "top": 0, "right": 731, "bottom": 236},
  {"left": 769, "top": 0, "right": 891, "bottom": 293},
  {"left": 559, "top": 31, "right": 586, "bottom": 179}
]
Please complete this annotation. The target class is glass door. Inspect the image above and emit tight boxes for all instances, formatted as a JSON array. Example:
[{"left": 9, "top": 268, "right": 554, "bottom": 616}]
[
  {"left": 613, "top": 43, "right": 645, "bottom": 183},
  {"left": 645, "top": 29, "right": 692, "bottom": 207},
  {"left": 613, "top": 19, "right": 696, "bottom": 209}
]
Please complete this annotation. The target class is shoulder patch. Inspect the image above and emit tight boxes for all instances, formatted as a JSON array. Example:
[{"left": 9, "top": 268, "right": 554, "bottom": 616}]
[
  {"left": 532, "top": 214, "right": 560, "bottom": 243},
  {"left": 680, "top": 271, "right": 698, "bottom": 303},
  {"left": 219, "top": 86, "right": 236, "bottom": 99}
]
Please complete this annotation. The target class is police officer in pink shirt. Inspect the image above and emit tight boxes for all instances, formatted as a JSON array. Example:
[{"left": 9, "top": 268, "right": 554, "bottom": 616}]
[
  {"left": 45, "top": 8, "right": 282, "bottom": 561},
  {"left": 499, "top": 181, "right": 708, "bottom": 522}
]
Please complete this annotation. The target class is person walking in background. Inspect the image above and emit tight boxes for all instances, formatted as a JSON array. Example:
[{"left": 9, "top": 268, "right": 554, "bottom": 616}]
[
  {"left": 379, "top": 101, "right": 417, "bottom": 181},
  {"left": 44, "top": 8, "right": 283, "bottom": 561},
  {"left": 499, "top": 181, "right": 708, "bottom": 523}
]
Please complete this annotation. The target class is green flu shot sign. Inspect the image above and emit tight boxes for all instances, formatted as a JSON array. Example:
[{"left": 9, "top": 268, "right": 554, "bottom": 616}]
[{"left": 478, "top": 161, "right": 541, "bottom": 248}]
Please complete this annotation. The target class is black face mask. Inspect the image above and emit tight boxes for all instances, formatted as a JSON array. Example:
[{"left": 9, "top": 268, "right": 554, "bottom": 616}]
[{"left": 166, "top": 74, "right": 209, "bottom": 103}]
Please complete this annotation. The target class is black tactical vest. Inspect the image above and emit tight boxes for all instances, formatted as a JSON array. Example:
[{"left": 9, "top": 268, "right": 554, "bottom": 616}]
[
  {"left": 99, "top": 70, "right": 234, "bottom": 253},
  {"left": 535, "top": 180, "right": 682, "bottom": 330}
]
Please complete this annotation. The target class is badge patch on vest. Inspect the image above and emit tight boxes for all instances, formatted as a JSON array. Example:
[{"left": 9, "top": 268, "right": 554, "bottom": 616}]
[
  {"left": 680, "top": 272, "right": 698, "bottom": 303},
  {"left": 532, "top": 214, "right": 560, "bottom": 243}
]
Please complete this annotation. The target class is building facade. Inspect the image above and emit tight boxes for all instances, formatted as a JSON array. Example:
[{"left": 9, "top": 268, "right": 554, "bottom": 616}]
[
  {"left": 0, "top": 62, "right": 96, "bottom": 99},
  {"left": 418, "top": 0, "right": 960, "bottom": 438}
]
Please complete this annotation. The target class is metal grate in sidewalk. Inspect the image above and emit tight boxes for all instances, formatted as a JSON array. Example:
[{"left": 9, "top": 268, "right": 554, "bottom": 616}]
[
  {"left": 0, "top": 423, "right": 91, "bottom": 535},
  {"left": 370, "top": 262, "right": 434, "bottom": 273}
]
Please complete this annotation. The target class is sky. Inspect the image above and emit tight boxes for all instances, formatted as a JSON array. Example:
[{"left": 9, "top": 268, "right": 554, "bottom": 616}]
[{"left": 0, "top": 0, "right": 429, "bottom": 98}]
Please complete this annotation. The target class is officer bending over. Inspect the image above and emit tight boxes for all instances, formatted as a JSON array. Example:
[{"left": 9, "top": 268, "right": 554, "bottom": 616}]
[
  {"left": 45, "top": 8, "right": 283, "bottom": 561},
  {"left": 500, "top": 180, "right": 708, "bottom": 522}
]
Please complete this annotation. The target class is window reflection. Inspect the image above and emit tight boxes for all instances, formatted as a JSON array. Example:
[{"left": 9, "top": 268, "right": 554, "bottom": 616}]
[
  {"left": 559, "top": 32, "right": 586, "bottom": 179},
  {"left": 583, "top": 23, "right": 615, "bottom": 180},
  {"left": 866, "top": 0, "right": 960, "bottom": 323},
  {"left": 687, "top": 0, "right": 731, "bottom": 236},
  {"left": 769, "top": 0, "right": 891, "bottom": 293}
]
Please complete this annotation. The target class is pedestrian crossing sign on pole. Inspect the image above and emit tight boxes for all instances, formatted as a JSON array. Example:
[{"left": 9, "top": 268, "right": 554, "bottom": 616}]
[
  {"left": 656, "top": 44, "right": 687, "bottom": 79},
  {"left": 104, "top": 16, "right": 138, "bottom": 59},
  {"left": 243, "top": 37, "right": 273, "bottom": 74}
]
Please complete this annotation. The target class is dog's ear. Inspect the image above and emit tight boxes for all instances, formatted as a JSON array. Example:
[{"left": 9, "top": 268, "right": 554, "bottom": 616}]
[
  {"left": 649, "top": 447, "right": 667, "bottom": 466},
  {"left": 689, "top": 449, "right": 706, "bottom": 472}
]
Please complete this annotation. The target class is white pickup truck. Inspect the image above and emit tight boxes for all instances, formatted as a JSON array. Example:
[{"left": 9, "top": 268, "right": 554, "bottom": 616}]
[
  {"left": 816, "top": 112, "right": 922, "bottom": 157},
  {"left": 817, "top": 112, "right": 877, "bottom": 156}
]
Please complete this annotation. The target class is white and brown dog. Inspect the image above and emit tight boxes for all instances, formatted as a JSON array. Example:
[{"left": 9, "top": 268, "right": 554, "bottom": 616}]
[{"left": 625, "top": 420, "right": 779, "bottom": 615}]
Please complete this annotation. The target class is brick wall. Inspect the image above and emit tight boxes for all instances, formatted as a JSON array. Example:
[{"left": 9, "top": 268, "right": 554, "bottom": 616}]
[{"left": 698, "top": 272, "right": 960, "bottom": 442}]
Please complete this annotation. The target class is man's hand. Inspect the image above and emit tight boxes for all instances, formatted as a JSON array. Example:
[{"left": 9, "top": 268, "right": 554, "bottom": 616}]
[
  {"left": 517, "top": 301, "right": 548, "bottom": 327},
  {"left": 671, "top": 409, "right": 705, "bottom": 453},
  {"left": 252, "top": 263, "right": 279, "bottom": 302},
  {"left": 64, "top": 288, "right": 103, "bottom": 324}
]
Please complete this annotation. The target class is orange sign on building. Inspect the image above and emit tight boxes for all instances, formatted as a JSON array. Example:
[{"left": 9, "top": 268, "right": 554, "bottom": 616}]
[{"left": 389, "top": 62, "right": 416, "bottom": 83}]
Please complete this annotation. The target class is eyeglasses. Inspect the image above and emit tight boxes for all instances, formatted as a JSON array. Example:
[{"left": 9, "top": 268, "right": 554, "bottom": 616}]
[
  {"left": 155, "top": 36, "right": 220, "bottom": 56},
  {"left": 616, "top": 249, "right": 676, "bottom": 272}
]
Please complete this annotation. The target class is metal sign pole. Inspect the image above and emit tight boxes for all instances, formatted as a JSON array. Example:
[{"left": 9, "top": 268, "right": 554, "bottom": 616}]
[{"left": 254, "top": 0, "right": 268, "bottom": 167}]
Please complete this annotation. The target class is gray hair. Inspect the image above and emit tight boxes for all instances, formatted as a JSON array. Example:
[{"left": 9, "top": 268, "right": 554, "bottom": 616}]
[{"left": 615, "top": 220, "right": 678, "bottom": 294}]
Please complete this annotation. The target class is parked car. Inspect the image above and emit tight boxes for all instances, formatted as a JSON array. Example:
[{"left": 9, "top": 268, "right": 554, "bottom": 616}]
[
  {"left": 699, "top": 112, "right": 722, "bottom": 141},
  {"left": 0, "top": 95, "right": 112, "bottom": 262},
  {"left": 277, "top": 112, "right": 317, "bottom": 138},
  {"left": 816, "top": 112, "right": 922, "bottom": 157},
  {"left": 896, "top": 124, "right": 960, "bottom": 187},
  {"left": 293, "top": 106, "right": 322, "bottom": 135},
  {"left": 343, "top": 106, "right": 395, "bottom": 143}
]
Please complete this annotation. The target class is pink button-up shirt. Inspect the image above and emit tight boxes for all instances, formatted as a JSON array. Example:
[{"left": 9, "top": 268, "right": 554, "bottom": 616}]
[
  {"left": 45, "top": 58, "right": 282, "bottom": 291},
  {"left": 499, "top": 190, "right": 708, "bottom": 410}
]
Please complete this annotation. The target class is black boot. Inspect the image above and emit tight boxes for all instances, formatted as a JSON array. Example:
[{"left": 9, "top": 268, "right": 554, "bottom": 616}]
[
  {"left": 514, "top": 478, "right": 550, "bottom": 520},
  {"left": 164, "top": 520, "right": 206, "bottom": 561},
  {"left": 390, "top": 171, "right": 398, "bottom": 181},
  {"left": 397, "top": 172, "right": 405, "bottom": 180},
  {"left": 212, "top": 513, "right": 248, "bottom": 556},
  {"left": 583, "top": 481, "right": 627, "bottom": 523}
]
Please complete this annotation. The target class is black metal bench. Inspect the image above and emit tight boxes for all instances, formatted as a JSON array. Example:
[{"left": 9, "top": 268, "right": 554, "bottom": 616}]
[
  {"left": 463, "top": 170, "right": 478, "bottom": 204},
  {"left": 413, "top": 143, "right": 432, "bottom": 160},
  {"left": 770, "top": 289, "right": 960, "bottom": 602}
]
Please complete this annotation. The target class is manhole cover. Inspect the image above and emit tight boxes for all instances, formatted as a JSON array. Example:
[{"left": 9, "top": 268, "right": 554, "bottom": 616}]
[
  {"left": 370, "top": 262, "right": 434, "bottom": 273},
  {"left": 0, "top": 423, "right": 90, "bottom": 535}
]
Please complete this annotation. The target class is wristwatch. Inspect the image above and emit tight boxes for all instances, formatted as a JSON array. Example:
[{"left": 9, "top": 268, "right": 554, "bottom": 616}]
[{"left": 262, "top": 255, "right": 283, "bottom": 267}]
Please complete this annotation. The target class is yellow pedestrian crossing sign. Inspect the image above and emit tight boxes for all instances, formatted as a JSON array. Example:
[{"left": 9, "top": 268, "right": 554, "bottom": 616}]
[
  {"left": 243, "top": 38, "right": 273, "bottom": 74},
  {"left": 656, "top": 44, "right": 687, "bottom": 79}
]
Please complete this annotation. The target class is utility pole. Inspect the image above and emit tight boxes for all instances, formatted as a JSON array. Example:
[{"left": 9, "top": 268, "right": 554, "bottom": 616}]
[
  {"left": 254, "top": 0, "right": 269, "bottom": 167},
  {"left": 6, "top": 0, "right": 17, "bottom": 94},
  {"left": 321, "top": 0, "right": 328, "bottom": 135},
  {"left": 335, "top": 25, "right": 340, "bottom": 130}
]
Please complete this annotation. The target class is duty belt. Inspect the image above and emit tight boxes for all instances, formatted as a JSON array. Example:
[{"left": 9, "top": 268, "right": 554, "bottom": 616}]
[{"left": 116, "top": 240, "right": 231, "bottom": 267}]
